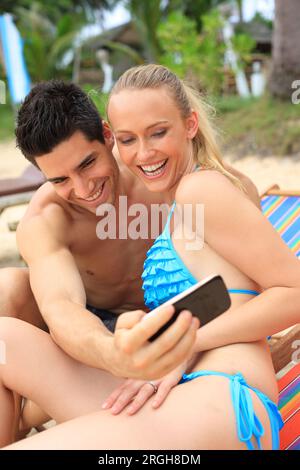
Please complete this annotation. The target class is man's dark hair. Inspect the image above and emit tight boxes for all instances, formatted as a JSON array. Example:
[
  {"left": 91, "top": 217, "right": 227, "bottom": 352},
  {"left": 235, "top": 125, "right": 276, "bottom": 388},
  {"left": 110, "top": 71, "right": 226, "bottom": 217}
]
[{"left": 16, "top": 80, "right": 105, "bottom": 165}]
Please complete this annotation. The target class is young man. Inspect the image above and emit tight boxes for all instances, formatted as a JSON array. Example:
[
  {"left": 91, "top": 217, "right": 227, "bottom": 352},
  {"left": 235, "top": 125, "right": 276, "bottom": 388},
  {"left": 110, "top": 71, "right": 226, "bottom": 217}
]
[{"left": 0, "top": 80, "right": 260, "bottom": 379}]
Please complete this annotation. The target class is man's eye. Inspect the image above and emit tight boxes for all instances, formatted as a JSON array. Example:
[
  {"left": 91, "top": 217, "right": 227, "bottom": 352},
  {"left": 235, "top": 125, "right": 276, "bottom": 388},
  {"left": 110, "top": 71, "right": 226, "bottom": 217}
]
[
  {"left": 53, "top": 179, "right": 66, "bottom": 185},
  {"left": 82, "top": 159, "right": 95, "bottom": 168}
]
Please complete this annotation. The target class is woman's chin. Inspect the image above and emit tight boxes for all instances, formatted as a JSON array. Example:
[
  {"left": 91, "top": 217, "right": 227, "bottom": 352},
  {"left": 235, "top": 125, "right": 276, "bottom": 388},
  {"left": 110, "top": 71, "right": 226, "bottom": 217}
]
[
  {"left": 137, "top": 171, "right": 172, "bottom": 193},
  {"left": 144, "top": 179, "right": 170, "bottom": 193}
]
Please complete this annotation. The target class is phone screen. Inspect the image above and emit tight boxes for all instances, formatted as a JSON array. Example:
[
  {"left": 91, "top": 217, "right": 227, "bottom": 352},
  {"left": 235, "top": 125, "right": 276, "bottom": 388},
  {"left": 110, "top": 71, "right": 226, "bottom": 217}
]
[{"left": 148, "top": 275, "right": 231, "bottom": 342}]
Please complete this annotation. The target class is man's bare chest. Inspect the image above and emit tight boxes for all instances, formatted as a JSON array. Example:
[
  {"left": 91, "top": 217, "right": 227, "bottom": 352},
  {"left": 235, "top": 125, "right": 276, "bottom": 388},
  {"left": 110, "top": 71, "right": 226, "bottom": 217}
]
[{"left": 70, "top": 220, "right": 152, "bottom": 287}]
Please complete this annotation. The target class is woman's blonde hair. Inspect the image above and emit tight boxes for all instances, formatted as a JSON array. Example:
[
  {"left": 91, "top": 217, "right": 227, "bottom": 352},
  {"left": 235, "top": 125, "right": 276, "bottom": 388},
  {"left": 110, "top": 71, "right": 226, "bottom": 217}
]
[{"left": 108, "top": 64, "right": 242, "bottom": 189}]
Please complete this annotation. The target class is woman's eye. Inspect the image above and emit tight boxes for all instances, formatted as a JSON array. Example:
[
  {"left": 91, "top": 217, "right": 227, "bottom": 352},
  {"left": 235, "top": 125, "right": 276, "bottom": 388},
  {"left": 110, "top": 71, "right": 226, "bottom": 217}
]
[
  {"left": 153, "top": 129, "right": 167, "bottom": 138},
  {"left": 119, "top": 137, "right": 134, "bottom": 145}
]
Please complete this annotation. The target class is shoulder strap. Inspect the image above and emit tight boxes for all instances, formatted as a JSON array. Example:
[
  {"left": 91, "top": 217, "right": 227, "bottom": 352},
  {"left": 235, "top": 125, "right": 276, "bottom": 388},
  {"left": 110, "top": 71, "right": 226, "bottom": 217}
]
[{"left": 165, "top": 201, "right": 176, "bottom": 229}]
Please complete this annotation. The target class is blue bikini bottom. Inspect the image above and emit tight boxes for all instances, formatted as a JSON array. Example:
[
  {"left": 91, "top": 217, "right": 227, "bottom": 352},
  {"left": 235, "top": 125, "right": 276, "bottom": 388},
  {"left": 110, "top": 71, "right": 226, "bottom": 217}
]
[{"left": 179, "top": 370, "right": 283, "bottom": 450}]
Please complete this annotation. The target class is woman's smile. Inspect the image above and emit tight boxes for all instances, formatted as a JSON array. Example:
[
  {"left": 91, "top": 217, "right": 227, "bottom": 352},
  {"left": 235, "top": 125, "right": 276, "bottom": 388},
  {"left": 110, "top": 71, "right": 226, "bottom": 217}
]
[{"left": 138, "top": 158, "right": 169, "bottom": 179}]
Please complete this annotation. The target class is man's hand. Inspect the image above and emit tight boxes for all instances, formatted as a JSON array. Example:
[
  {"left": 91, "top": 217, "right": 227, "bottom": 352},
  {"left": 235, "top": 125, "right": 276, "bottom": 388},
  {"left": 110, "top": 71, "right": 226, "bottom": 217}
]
[
  {"left": 105, "top": 305, "right": 199, "bottom": 380},
  {"left": 101, "top": 352, "right": 201, "bottom": 415}
]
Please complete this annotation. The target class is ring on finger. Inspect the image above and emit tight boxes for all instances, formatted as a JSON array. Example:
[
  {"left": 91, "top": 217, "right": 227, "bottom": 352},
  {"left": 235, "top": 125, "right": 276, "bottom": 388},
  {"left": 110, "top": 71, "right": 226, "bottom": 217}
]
[{"left": 146, "top": 381, "right": 158, "bottom": 393}]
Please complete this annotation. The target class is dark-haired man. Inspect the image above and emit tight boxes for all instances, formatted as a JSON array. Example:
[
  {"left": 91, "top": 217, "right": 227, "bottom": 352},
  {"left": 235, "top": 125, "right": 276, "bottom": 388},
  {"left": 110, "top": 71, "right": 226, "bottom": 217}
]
[
  {"left": 1, "top": 81, "right": 198, "bottom": 385},
  {"left": 0, "top": 81, "right": 260, "bottom": 382}
]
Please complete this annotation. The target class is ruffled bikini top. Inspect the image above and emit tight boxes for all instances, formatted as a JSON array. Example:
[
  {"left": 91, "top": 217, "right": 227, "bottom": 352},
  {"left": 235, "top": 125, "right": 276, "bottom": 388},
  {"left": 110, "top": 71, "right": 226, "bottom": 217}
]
[{"left": 142, "top": 202, "right": 259, "bottom": 311}]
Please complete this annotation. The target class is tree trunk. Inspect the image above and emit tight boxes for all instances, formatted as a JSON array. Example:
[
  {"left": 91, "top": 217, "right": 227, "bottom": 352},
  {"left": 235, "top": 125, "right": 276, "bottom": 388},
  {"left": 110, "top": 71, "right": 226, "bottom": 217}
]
[
  {"left": 269, "top": 0, "right": 300, "bottom": 99},
  {"left": 236, "top": 0, "right": 243, "bottom": 23}
]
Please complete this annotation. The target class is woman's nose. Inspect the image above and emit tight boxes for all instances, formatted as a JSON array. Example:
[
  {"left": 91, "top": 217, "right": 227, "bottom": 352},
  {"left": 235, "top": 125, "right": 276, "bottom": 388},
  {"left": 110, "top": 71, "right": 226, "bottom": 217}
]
[{"left": 137, "top": 142, "right": 156, "bottom": 163}]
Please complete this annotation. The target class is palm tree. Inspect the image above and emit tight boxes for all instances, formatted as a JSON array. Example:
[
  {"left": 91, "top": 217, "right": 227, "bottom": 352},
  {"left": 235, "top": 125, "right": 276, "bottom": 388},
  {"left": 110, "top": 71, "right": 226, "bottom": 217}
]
[
  {"left": 15, "top": 3, "right": 86, "bottom": 81},
  {"left": 269, "top": 0, "right": 300, "bottom": 99},
  {"left": 125, "top": 0, "right": 162, "bottom": 62}
]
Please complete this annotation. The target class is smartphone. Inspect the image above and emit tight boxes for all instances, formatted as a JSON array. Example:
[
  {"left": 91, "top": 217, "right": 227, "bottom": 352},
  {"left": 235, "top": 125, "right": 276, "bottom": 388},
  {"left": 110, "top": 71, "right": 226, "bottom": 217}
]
[{"left": 143, "top": 274, "right": 231, "bottom": 342}]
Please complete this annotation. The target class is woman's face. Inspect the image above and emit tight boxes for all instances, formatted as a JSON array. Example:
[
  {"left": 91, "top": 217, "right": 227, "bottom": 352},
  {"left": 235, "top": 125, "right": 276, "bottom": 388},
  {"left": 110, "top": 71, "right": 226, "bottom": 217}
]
[{"left": 108, "top": 87, "right": 198, "bottom": 194}]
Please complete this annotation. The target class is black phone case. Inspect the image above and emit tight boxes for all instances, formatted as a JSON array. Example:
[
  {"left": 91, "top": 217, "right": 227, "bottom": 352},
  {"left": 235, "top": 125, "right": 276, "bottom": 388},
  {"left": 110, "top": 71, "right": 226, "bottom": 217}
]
[{"left": 149, "top": 275, "right": 231, "bottom": 342}]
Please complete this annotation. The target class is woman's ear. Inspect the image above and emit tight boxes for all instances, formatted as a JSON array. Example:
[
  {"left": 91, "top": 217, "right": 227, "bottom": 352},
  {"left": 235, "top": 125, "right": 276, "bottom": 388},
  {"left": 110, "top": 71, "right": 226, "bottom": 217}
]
[
  {"left": 186, "top": 111, "right": 198, "bottom": 139},
  {"left": 102, "top": 121, "right": 115, "bottom": 149}
]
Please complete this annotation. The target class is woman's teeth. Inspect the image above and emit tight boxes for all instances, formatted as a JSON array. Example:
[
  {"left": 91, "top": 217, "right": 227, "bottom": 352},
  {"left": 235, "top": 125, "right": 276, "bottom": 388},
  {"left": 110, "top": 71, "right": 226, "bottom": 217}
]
[
  {"left": 140, "top": 159, "right": 167, "bottom": 176},
  {"left": 85, "top": 182, "right": 105, "bottom": 201}
]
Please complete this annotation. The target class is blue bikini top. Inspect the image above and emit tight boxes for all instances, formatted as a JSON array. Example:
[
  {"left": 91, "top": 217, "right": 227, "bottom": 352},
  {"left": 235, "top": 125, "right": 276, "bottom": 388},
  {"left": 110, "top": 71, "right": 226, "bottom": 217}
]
[{"left": 142, "top": 202, "right": 259, "bottom": 311}]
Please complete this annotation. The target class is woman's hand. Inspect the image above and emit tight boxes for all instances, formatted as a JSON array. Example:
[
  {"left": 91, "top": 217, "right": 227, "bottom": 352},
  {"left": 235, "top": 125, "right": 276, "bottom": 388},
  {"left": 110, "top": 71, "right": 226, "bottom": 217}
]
[{"left": 101, "top": 352, "right": 201, "bottom": 416}]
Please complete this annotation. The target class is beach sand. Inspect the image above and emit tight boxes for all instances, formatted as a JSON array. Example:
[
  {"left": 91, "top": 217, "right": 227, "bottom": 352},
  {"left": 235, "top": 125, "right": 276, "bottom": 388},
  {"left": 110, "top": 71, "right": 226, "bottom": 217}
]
[{"left": 1, "top": 139, "right": 300, "bottom": 191}]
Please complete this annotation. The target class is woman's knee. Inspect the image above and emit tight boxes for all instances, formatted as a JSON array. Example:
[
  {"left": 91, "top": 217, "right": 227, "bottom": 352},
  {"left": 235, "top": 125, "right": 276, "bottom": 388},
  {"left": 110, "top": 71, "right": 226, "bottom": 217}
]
[
  {"left": 0, "top": 317, "right": 24, "bottom": 346},
  {"left": 0, "top": 318, "right": 23, "bottom": 385},
  {"left": 0, "top": 268, "right": 45, "bottom": 329},
  {"left": 0, "top": 268, "right": 31, "bottom": 318}
]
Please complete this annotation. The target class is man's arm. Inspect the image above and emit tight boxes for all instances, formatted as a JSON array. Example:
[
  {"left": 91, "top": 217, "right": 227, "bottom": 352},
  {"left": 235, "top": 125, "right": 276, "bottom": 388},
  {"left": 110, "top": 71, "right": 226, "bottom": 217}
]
[
  {"left": 17, "top": 203, "right": 198, "bottom": 379},
  {"left": 17, "top": 203, "right": 113, "bottom": 370}
]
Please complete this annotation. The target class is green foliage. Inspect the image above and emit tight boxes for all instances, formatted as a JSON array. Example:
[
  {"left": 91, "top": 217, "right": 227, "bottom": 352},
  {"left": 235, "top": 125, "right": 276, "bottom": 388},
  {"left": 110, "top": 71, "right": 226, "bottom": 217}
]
[
  {"left": 82, "top": 85, "right": 108, "bottom": 118},
  {"left": 124, "top": 0, "right": 162, "bottom": 61},
  {"left": 165, "top": 0, "right": 228, "bottom": 32},
  {"left": 158, "top": 9, "right": 226, "bottom": 94},
  {"left": 157, "top": 12, "right": 199, "bottom": 78},
  {"left": 1, "top": 0, "right": 115, "bottom": 20},
  {"left": 0, "top": 104, "right": 15, "bottom": 141},
  {"left": 15, "top": 3, "right": 86, "bottom": 81},
  {"left": 158, "top": 7, "right": 255, "bottom": 95},
  {"left": 217, "top": 95, "right": 300, "bottom": 155},
  {"left": 252, "top": 11, "right": 273, "bottom": 30},
  {"left": 231, "top": 32, "right": 255, "bottom": 70}
]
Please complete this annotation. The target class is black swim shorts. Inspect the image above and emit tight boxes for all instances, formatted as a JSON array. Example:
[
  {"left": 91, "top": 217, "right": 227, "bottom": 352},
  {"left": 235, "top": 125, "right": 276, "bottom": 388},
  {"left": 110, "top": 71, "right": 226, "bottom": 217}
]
[{"left": 86, "top": 304, "right": 118, "bottom": 333}]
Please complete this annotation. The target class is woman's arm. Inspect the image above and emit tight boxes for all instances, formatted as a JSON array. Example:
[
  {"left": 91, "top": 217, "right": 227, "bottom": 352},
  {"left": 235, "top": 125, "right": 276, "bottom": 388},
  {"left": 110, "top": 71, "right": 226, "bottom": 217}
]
[
  {"left": 194, "top": 286, "right": 300, "bottom": 352},
  {"left": 176, "top": 170, "right": 300, "bottom": 352}
]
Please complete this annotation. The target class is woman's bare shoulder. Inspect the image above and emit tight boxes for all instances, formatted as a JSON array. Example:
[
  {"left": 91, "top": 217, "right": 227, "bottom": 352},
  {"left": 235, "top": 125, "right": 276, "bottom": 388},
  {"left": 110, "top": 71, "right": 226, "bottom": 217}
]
[{"left": 175, "top": 169, "right": 242, "bottom": 206}]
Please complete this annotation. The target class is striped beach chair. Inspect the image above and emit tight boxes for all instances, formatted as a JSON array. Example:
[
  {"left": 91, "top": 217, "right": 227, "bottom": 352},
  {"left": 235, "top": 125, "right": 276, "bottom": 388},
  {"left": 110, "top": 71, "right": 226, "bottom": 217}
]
[
  {"left": 277, "top": 363, "right": 300, "bottom": 450},
  {"left": 261, "top": 185, "right": 300, "bottom": 450},
  {"left": 261, "top": 185, "right": 300, "bottom": 257}
]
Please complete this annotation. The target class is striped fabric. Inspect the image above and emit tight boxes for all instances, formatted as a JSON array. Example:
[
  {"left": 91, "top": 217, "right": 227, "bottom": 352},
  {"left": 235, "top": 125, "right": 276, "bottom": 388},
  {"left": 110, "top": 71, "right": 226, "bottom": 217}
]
[
  {"left": 261, "top": 195, "right": 300, "bottom": 258},
  {"left": 277, "top": 363, "right": 300, "bottom": 450},
  {"left": 262, "top": 192, "right": 300, "bottom": 450}
]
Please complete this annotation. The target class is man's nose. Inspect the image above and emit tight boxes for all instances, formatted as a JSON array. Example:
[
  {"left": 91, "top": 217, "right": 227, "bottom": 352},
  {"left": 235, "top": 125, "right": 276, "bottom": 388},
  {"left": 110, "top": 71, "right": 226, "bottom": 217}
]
[{"left": 73, "top": 178, "right": 94, "bottom": 199}]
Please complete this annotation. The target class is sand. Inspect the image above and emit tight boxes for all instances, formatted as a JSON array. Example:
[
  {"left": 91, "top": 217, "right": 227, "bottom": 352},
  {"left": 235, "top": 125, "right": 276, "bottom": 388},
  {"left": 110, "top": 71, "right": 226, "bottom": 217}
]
[
  {"left": 1, "top": 139, "right": 300, "bottom": 191},
  {"left": 0, "top": 140, "right": 28, "bottom": 178}
]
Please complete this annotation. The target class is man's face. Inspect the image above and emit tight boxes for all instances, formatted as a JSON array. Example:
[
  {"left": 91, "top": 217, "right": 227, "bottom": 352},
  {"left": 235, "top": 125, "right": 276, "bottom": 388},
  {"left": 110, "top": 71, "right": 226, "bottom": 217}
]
[{"left": 36, "top": 130, "right": 119, "bottom": 214}]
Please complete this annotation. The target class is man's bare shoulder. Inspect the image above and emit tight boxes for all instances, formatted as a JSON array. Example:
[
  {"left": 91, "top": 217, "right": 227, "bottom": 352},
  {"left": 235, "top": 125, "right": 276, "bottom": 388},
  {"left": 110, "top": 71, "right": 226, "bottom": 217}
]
[
  {"left": 17, "top": 183, "right": 72, "bottom": 255},
  {"left": 21, "top": 182, "right": 69, "bottom": 221}
]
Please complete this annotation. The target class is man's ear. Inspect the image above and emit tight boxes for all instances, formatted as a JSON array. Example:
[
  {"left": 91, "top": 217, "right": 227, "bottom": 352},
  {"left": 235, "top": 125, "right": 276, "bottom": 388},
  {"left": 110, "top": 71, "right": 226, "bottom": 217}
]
[
  {"left": 186, "top": 111, "right": 198, "bottom": 139},
  {"left": 102, "top": 121, "right": 115, "bottom": 149}
]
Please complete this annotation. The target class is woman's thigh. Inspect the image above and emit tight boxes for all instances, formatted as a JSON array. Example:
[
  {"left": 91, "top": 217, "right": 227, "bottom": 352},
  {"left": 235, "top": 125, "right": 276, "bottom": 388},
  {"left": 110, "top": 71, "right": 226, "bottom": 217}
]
[
  {"left": 5, "top": 375, "right": 273, "bottom": 450},
  {"left": 0, "top": 317, "right": 123, "bottom": 423}
]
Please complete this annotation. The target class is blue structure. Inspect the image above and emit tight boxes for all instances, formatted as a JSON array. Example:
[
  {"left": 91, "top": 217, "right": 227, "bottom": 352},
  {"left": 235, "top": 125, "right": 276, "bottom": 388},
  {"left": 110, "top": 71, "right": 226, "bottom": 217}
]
[{"left": 0, "top": 13, "right": 30, "bottom": 104}]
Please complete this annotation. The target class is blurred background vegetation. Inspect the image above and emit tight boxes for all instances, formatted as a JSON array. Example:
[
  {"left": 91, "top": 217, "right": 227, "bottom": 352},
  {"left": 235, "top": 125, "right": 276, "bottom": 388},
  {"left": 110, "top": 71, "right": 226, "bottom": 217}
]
[{"left": 0, "top": 0, "right": 299, "bottom": 156}]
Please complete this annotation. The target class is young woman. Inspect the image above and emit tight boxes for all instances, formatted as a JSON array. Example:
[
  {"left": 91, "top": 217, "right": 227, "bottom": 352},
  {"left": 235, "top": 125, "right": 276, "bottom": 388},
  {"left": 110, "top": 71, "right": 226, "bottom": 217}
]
[{"left": 3, "top": 65, "right": 300, "bottom": 450}]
